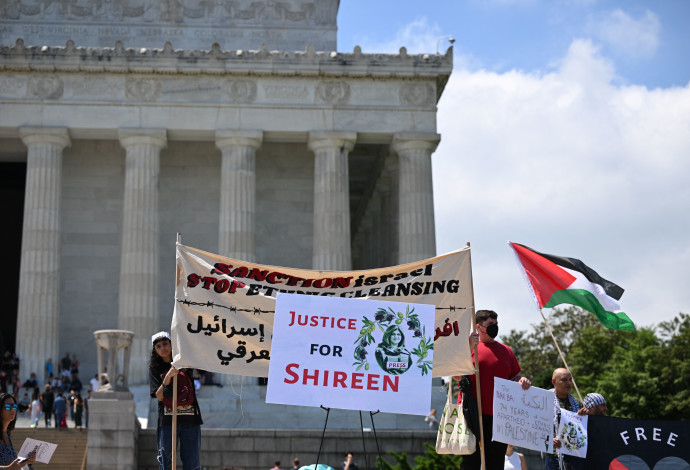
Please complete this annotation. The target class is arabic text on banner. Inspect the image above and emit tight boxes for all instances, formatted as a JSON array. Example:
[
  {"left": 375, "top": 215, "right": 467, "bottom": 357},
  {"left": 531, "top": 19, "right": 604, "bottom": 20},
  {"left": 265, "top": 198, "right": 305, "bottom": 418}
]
[
  {"left": 492, "top": 377, "right": 555, "bottom": 453},
  {"left": 171, "top": 243, "right": 474, "bottom": 377},
  {"left": 265, "top": 294, "right": 434, "bottom": 415}
]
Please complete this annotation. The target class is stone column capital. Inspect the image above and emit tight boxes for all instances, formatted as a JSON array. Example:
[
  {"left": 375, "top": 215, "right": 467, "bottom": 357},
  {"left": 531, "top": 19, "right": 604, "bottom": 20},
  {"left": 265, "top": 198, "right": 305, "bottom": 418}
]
[
  {"left": 118, "top": 128, "right": 167, "bottom": 149},
  {"left": 391, "top": 132, "right": 441, "bottom": 154},
  {"left": 308, "top": 131, "right": 357, "bottom": 153},
  {"left": 215, "top": 130, "right": 264, "bottom": 151},
  {"left": 19, "top": 127, "right": 71, "bottom": 149}
]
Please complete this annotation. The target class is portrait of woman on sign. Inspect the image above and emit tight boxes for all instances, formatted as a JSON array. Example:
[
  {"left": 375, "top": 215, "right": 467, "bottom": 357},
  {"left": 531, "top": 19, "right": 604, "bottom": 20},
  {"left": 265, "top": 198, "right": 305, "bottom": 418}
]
[{"left": 375, "top": 325, "right": 412, "bottom": 375}]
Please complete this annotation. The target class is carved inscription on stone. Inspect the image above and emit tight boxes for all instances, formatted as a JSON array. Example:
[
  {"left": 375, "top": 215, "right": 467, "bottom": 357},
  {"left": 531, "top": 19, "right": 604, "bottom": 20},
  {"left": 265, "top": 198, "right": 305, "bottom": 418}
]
[
  {"left": 399, "top": 83, "right": 434, "bottom": 106},
  {"left": 160, "top": 77, "right": 224, "bottom": 101},
  {"left": 0, "top": 0, "right": 331, "bottom": 25},
  {"left": 1, "top": 1, "right": 338, "bottom": 50},
  {"left": 125, "top": 77, "right": 161, "bottom": 101},
  {"left": 315, "top": 80, "right": 350, "bottom": 105},
  {"left": 264, "top": 83, "right": 309, "bottom": 101},
  {"left": 224, "top": 79, "right": 257, "bottom": 103},
  {"left": 27, "top": 75, "right": 64, "bottom": 99},
  {"left": 71, "top": 76, "right": 114, "bottom": 97}
]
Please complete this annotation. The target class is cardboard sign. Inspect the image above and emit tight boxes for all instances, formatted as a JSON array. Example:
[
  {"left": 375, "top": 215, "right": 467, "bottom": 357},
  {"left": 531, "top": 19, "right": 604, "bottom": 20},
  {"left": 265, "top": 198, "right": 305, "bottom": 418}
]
[
  {"left": 492, "top": 377, "right": 555, "bottom": 453},
  {"left": 265, "top": 294, "right": 435, "bottom": 415},
  {"left": 557, "top": 409, "right": 588, "bottom": 458}
]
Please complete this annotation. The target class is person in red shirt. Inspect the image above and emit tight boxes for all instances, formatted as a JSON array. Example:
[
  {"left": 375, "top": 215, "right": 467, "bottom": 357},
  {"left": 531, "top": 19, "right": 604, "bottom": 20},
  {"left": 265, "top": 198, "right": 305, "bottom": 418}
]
[{"left": 459, "top": 310, "right": 531, "bottom": 470}]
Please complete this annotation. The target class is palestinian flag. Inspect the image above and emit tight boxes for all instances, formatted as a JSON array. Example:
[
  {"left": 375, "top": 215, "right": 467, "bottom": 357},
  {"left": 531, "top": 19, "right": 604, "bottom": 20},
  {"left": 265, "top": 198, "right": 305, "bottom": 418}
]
[{"left": 509, "top": 242, "right": 635, "bottom": 331}]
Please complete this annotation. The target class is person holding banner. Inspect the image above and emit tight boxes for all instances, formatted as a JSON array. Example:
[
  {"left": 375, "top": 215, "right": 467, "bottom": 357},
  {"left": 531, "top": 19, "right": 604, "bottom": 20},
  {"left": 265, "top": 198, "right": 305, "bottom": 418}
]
[
  {"left": 460, "top": 310, "right": 531, "bottom": 470},
  {"left": 579, "top": 393, "right": 607, "bottom": 416},
  {"left": 544, "top": 368, "right": 582, "bottom": 470},
  {"left": 149, "top": 332, "right": 203, "bottom": 470}
]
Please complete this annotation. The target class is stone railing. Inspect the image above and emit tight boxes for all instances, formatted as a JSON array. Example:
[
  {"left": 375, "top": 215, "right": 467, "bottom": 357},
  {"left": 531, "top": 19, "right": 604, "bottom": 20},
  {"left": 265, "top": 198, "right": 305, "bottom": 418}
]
[{"left": 0, "top": 40, "right": 453, "bottom": 78}]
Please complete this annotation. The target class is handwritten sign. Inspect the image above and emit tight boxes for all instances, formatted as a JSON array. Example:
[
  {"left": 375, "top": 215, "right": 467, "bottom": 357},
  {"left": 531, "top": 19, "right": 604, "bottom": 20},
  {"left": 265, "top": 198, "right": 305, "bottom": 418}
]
[
  {"left": 18, "top": 438, "right": 57, "bottom": 464},
  {"left": 557, "top": 409, "right": 588, "bottom": 458},
  {"left": 492, "top": 378, "right": 555, "bottom": 453},
  {"left": 265, "top": 294, "right": 435, "bottom": 415}
]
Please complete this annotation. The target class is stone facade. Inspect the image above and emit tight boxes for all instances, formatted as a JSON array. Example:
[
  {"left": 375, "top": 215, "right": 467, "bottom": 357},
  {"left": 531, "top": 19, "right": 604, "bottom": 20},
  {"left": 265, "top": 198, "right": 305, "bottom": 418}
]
[
  {"left": 0, "top": 0, "right": 339, "bottom": 51},
  {"left": 0, "top": 0, "right": 452, "bottom": 391}
]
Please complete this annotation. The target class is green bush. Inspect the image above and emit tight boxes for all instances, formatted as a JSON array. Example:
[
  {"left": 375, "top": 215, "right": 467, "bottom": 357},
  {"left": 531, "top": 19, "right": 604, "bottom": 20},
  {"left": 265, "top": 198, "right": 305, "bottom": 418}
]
[{"left": 376, "top": 443, "right": 463, "bottom": 470}]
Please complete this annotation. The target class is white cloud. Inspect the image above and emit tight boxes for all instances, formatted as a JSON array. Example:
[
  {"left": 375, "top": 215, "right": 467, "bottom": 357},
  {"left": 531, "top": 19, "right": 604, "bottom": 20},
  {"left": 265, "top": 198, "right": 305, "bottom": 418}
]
[
  {"left": 433, "top": 38, "right": 690, "bottom": 335},
  {"left": 351, "top": 17, "right": 444, "bottom": 54},
  {"left": 590, "top": 9, "right": 661, "bottom": 59}
]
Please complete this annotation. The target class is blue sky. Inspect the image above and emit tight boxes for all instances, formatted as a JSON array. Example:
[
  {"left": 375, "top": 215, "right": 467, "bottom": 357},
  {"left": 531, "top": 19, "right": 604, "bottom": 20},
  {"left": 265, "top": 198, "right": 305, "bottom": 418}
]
[{"left": 337, "top": 1, "right": 690, "bottom": 336}]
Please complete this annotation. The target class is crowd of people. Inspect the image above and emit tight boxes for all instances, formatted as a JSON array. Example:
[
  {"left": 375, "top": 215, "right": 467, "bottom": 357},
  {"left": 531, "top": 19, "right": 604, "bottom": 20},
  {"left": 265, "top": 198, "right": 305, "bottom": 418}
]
[
  {"left": 0, "top": 350, "right": 94, "bottom": 433},
  {"left": 454, "top": 309, "right": 610, "bottom": 470},
  {"left": 0, "top": 350, "right": 98, "bottom": 469},
  {"left": 5, "top": 310, "right": 610, "bottom": 470}
]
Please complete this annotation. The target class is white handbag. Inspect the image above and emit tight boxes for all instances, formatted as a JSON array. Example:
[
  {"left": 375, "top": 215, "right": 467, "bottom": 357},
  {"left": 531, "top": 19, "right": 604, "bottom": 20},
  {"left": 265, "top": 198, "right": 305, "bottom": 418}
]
[{"left": 435, "top": 379, "right": 477, "bottom": 454}]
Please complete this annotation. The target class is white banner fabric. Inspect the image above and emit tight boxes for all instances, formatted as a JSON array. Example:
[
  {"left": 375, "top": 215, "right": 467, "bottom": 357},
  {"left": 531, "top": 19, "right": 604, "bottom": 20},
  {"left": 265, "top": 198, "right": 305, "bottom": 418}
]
[
  {"left": 492, "top": 378, "right": 555, "bottom": 453},
  {"left": 171, "top": 243, "right": 474, "bottom": 377},
  {"left": 265, "top": 294, "right": 434, "bottom": 415}
]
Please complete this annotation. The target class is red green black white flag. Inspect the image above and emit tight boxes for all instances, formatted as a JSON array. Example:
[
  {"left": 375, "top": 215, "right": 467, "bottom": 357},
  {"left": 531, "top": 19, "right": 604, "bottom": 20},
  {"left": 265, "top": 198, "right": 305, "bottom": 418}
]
[{"left": 509, "top": 242, "right": 635, "bottom": 331}]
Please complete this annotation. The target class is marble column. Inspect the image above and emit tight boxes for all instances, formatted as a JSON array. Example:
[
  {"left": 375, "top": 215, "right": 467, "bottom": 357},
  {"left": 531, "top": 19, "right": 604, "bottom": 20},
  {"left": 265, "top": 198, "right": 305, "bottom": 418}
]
[
  {"left": 117, "top": 128, "right": 167, "bottom": 385},
  {"left": 215, "top": 130, "right": 263, "bottom": 262},
  {"left": 391, "top": 133, "right": 441, "bottom": 264},
  {"left": 15, "top": 127, "right": 70, "bottom": 383},
  {"left": 308, "top": 131, "right": 357, "bottom": 271}
]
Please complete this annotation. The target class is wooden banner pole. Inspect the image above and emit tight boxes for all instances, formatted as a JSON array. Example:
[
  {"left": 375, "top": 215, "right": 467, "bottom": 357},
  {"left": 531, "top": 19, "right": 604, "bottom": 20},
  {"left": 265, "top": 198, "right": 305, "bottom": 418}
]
[
  {"left": 539, "top": 309, "right": 583, "bottom": 403},
  {"left": 171, "top": 374, "right": 178, "bottom": 469},
  {"left": 172, "top": 233, "right": 181, "bottom": 469},
  {"left": 466, "top": 243, "right": 486, "bottom": 470}
]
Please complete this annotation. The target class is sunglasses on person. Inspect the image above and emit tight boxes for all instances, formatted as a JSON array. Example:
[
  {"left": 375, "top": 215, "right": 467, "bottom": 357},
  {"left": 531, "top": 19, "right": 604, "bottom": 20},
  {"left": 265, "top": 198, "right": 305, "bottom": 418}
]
[{"left": 3, "top": 404, "right": 18, "bottom": 410}]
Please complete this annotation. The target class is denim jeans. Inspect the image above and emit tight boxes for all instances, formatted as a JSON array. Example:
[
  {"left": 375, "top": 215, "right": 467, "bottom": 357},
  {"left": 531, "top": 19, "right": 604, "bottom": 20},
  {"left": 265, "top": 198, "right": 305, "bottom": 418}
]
[
  {"left": 54, "top": 412, "right": 64, "bottom": 429},
  {"left": 543, "top": 454, "right": 559, "bottom": 470},
  {"left": 157, "top": 424, "right": 201, "bottom": 470}
]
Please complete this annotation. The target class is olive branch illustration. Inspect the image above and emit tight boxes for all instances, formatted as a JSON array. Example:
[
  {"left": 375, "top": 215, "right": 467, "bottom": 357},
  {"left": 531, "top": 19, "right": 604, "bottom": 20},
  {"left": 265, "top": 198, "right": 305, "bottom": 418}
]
[{"left": 352, "top": 305, "right": 434, "bottom": 375}]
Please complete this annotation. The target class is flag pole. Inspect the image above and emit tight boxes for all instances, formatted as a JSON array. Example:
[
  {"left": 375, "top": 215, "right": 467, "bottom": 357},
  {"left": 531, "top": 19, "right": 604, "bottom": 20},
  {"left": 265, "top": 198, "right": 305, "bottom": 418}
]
[
  {"left": 171, "top": 233, "right": 182, "bottom": 469},
  {"left": 538, "top": 309, "right": 583, "bottom": 403},
  {"left": 466, "top": 242, "right": 486, "bottom": 470}
]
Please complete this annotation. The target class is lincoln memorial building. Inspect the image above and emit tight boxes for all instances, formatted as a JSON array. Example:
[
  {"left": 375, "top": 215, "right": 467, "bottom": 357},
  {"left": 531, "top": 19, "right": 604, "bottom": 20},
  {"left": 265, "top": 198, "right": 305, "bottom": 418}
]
[{"left": 0, "top": 0, "right": 452, "bottom": 387}]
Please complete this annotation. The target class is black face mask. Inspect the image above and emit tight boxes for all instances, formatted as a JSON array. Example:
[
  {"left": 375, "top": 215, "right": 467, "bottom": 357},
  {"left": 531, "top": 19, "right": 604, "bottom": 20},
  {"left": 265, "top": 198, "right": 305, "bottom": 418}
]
[{"left": 485, "top": 323, "right": 499, "bottom": 339}]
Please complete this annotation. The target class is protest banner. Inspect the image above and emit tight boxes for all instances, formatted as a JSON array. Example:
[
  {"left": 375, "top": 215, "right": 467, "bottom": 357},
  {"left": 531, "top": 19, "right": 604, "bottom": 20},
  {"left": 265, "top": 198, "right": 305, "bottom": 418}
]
[
  {"left": 265, "top": 294, "right": 435, "bottom": 415},
  {"left": 586, "top": 415, "right": 689, "bottom": 468},
  {"left": 492, "top": 377, "right": 554, "bottom": 453},
  {"left": 170, "top": 243, "right": 474, "bottom": 377},
  {"left": 557, "top": 409, "right": 588, "bottom": 458}
]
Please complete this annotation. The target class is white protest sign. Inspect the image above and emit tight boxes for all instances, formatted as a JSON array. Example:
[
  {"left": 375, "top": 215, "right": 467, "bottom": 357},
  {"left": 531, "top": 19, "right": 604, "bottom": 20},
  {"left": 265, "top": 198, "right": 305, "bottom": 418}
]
[
  {"left": 492, "top": 377, "right": 555, "bottom": 453},
  {"left": 18, "top": 437, "right": 57, "bottom": 464},
  {"left": 265, "top": 294, "right": 435, "bottom": 415},
  {"left": 557, "top": 409, "right": 588, "bottom": 458}
]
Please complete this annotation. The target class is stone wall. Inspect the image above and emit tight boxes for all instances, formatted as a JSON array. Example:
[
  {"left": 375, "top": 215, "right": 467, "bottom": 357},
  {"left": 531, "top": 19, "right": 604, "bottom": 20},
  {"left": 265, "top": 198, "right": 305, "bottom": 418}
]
[
  {"left": 136, "top": 428, "right": 545, "bottom": 470},
  {"left": 137, "top": 428, "right": 437, "bottom": 470},
  {"left": 0, "top": 0, "right": 339, "bottom": 52}
]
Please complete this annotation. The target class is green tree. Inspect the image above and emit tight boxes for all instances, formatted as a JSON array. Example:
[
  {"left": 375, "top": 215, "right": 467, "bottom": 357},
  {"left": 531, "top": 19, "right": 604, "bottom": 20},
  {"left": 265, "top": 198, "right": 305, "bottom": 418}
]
[
  {"left": 503, "top": 306, "right": 602, "bottom": 390},
  {"left": 376, "top": 443, "right": 463, "bottom": 470},
  {"left": 504, "top": 307, "right": 690, "bottom": 421},
  {"left": 655, "top": 313, "right": 690, "bottom": 419},
  {"left": 596, "top": 328, "right": 661, "bottom": 419}
]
